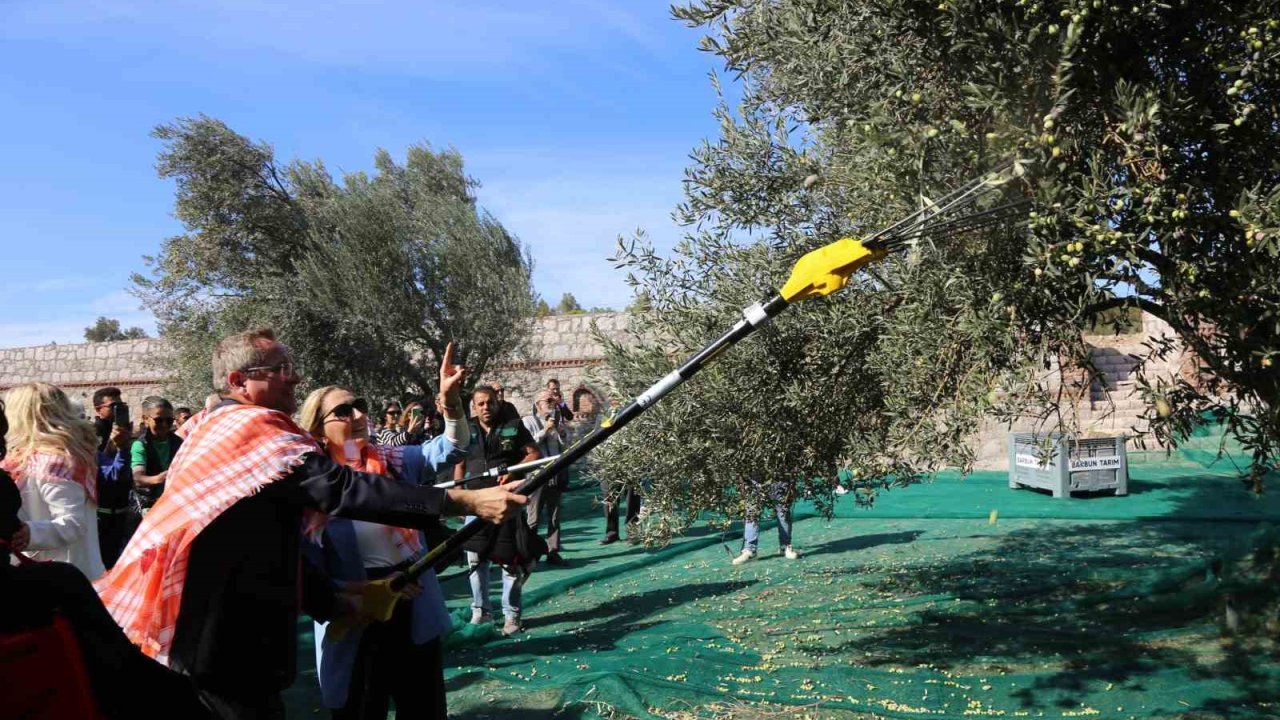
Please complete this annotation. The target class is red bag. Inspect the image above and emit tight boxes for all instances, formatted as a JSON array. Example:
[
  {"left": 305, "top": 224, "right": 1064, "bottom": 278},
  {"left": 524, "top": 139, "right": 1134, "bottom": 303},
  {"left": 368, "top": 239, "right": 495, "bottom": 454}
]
[{"left": 0, "top": 544, "right": 104, "bottom": 720}]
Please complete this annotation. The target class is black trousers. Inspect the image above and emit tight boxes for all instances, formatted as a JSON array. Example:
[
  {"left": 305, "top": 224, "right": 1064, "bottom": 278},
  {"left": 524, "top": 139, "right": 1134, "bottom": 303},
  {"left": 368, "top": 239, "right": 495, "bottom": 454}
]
[
  {"left": 333, "top": 598, "right": 447, "bottom": 720},
  {"left": 602, "top": 480, "right": 641, "bottom": 537},
  {"left": 0, "top": 561, "right": 208, "bottom": 720},
  {"left": 97, "top": 509, "right": 140, "bottom": 569}
]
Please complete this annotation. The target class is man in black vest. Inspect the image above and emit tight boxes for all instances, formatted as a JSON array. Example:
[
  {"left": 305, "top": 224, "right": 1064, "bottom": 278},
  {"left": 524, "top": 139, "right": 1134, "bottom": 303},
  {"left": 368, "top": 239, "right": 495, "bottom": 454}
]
[
  {"left": 455, "top": 385, "right": 541, "bottom": 635},
  {"left": 131, "top": 396, "right": 182, "bottom": 513}
]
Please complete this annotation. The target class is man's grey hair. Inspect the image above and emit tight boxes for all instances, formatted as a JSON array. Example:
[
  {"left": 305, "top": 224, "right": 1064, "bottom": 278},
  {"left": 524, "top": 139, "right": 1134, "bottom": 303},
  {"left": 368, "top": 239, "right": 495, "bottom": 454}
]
[
  {"left": 140, "top": 396, "right": 173, "bottom": 413},
  {"left": 211, "top": 328, "right": 278, "bottom": 394}
]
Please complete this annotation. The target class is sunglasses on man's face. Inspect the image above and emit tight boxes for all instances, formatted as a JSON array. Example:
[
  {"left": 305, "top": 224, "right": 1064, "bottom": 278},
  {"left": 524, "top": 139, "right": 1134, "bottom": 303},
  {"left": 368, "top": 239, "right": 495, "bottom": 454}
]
[
  {"left": 151, "top": 417, "right": 175, "bottom": 427},
  {"left": 243, "top": 361, "right": 299, "bottom": 379},
  {"left": 323, "top": 398, "right": 369, "bottom": 421}
]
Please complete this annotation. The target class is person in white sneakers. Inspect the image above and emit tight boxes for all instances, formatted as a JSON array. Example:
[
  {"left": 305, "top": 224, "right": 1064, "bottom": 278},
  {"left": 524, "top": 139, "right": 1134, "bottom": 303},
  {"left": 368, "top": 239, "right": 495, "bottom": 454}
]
[{"left": 732, "top": 481, "right": 799, "bottom": 565}]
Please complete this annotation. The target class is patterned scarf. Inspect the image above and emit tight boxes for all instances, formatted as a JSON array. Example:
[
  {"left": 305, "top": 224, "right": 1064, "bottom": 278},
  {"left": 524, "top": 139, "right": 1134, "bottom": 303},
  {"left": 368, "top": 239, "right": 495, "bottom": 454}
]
[
  {"left": 303, "top": 442, "right": 423, "bottom": 554},
  {"left": 94, "top": 402, "right": 318, "bottom": 665},
  {"left": 2, "top": 451, "right": 97, "bottom": 505}
]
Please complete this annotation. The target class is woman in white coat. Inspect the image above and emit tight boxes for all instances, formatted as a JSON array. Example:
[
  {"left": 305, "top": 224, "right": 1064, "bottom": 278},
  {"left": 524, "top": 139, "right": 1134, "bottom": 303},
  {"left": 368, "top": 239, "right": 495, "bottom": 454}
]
[{"left": 1, "top": 382, "right": 105, "bottom": 579}]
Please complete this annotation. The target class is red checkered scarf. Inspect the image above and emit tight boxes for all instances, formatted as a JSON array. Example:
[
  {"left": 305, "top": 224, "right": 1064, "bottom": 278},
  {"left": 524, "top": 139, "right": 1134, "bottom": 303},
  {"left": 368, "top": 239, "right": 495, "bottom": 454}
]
[
  {"left": 174, "top": 407, "right": 211, "bottom": 439},
  {"left": 302, "top": 442, "right": 423, "bottom": 554},
  {"left": 94, "top": 402, "right": 318, "bottom": 665},
  {"left": 1, "top": 451, "right": 97, "bottom": 505}
]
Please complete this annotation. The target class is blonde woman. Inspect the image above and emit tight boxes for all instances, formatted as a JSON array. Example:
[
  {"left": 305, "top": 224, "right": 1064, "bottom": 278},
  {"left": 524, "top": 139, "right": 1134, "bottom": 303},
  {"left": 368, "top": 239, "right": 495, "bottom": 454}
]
[
  {"left": 298, "top": 353, "right": 470, "bottom": 718},
  {"left": 0, "top": 382, "right": 105, "bottom": 579}
]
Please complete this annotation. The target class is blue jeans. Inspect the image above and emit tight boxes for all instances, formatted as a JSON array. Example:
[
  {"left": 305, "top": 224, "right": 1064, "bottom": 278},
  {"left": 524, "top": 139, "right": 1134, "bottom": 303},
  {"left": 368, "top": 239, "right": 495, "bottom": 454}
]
[
  {"left": 743, "top": 503, "right": 792, "bottom": 553},
  {"left": 464, "top": 517, "right": 525, "bottom": 618}
]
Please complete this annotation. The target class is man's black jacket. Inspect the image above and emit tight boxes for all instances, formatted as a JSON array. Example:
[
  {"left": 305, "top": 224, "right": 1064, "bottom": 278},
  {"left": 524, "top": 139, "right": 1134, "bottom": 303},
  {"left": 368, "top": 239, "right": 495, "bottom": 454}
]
[{"left": 169, "top": 451, "right": 450, "bottom": 699}]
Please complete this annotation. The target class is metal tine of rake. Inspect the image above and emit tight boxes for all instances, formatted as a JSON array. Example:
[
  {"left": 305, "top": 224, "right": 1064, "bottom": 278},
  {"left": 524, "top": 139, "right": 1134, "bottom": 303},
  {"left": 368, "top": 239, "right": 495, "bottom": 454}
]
[
  {"left": 896, "top": 164, "right": 1017, "bottom": 233},
  {"left": 895, "top": 199, "right": 1033, "bottom": 246},
  {"left": 859, "top": 179, "right": 987, "bottom": 248},
  {"left": 884, "top": 171, "right": 1016, "bottom": 246},
  {"left": 861, "top": 170, "right": 996, "bottom": 245},
  {"left": 862, "top": 161, "right": 1016, "bottom": 250},
  {"left": 873, "top": 197, "right": 1019, "bottom": 254},
  {"left": 927, "top": 201, "right": 1032, "bottom": 240},
  {"left": 874, "top": 204, "right": 1031, "bottom": 254},
  {"left": 872, "top": 183, "right": 1025, "bottom": 257}
]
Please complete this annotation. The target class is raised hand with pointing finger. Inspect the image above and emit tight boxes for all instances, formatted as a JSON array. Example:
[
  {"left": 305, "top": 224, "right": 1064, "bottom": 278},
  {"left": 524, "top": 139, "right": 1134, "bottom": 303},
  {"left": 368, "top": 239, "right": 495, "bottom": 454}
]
[{"left": 437, "top": 341, "right": 465, "bottom": 420}]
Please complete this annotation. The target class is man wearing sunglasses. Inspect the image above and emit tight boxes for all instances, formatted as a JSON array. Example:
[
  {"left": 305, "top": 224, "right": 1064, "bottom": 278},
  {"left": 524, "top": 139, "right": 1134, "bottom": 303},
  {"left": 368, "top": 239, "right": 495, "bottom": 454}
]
[
  {"left": 97, "top": 329, "right": 526, "bottom": 719},
  {"left": 130, "top": 396, "right": 181, "bottom": 514}
]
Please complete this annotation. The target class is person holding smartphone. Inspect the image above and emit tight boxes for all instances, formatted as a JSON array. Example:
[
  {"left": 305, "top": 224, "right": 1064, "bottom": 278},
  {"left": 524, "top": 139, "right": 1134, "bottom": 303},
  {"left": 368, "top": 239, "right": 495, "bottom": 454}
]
[
  {"left": 544, "top": 379, "right": 574, "bottom": 423},
  {"left": 90, "top": 386, "right": 134, "bottom": 568},
  {"left": 522, "top": 390, "right": 569, "bottom": 566},
  {"left": 399, "top": 402, "right": 430, "bottom": 445}
]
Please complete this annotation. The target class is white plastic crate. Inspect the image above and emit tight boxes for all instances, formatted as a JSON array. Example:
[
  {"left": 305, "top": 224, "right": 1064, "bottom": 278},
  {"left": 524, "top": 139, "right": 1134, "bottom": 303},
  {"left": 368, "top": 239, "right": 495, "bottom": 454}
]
[{"left": 1008, "top": 432, "right": 1128, "bottom": 498}]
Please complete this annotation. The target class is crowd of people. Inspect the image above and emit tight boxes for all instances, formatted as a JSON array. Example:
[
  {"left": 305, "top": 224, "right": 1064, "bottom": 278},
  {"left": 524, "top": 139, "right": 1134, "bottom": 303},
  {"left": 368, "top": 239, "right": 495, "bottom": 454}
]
[{"left": 1, "top": 327, "right": 780, "bottom": 719}]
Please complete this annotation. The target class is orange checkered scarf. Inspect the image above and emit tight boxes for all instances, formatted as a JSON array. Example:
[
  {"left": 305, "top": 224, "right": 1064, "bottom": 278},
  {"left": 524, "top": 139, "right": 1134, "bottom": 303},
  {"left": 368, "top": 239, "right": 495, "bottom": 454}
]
[
  {"left": 303, "top": 442, "right": 423, "bottom": 554},
  {"left": 94, "top": 402, "right": 319, "bottom": 665}
]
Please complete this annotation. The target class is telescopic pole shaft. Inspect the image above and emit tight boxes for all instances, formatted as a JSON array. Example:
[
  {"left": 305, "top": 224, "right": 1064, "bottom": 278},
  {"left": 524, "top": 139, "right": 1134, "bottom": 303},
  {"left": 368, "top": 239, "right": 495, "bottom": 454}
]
[
  {"left": 395, "top": 293, "right": 790, "bottom": 585},
  {"left": 433, "top": 454, "right": 561, "bottom": 489}
]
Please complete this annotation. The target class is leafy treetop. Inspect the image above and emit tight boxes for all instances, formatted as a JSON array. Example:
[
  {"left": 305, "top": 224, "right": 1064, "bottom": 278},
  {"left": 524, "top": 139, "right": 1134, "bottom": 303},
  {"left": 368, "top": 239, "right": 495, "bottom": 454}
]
[
  {"left": 84, "top": 316, "right": 148, "bottom": 343},
  {"left": 593, "top": 0, "right": 1280, "bottom": 541},
  {"left": 133, "top": 116, "right": 536, "bottom": 404}
]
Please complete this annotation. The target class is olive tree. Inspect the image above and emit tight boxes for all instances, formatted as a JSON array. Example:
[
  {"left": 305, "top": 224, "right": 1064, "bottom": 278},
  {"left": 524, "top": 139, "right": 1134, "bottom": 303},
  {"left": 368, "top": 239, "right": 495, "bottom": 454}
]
[
  {"left": 594, "top": 0, "right": 1280, "bottom": 539},
  {"left": 133, "top": 116, "right": 536, "bottom": 403}
]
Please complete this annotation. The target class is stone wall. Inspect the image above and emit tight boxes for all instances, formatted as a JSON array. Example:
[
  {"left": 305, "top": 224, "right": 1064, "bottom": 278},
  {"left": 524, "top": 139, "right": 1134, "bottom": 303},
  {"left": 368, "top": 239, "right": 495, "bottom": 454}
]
[
  {"left": 0, "top": 310, "right": 1192, "bottom": 469},
  {"left": 481, "top": 312, "right": 630, "bottom": 418},
  {"left": 0, "top": 315, "right": 633, "bottom": 419},
  {"left": 0, "top": 338, "right": 171, "bottom": 414}
]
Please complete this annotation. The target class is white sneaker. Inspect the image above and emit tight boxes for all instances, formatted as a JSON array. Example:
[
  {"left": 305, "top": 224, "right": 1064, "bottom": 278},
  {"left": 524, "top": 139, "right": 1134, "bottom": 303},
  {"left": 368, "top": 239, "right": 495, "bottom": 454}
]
[
  {"left": 502, "top": 614, "right": 523, "bottom": 636},
  {"left": 782, "top": 545, "right": 800, "bottom": 560},
  {"left": 834, "top": 485, "right": 849, "bottom": 495},
  {"left": 470, "top": 608, "right": 492, "bottom": 625},
  {"left": 731, "top": 549, "right": 756, "bottom": 565}
]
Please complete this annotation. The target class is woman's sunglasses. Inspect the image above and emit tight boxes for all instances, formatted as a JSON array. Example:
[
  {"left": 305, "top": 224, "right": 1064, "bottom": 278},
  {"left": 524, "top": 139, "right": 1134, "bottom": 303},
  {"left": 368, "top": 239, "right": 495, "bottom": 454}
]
[{"left": 323, "top": 398, "right": 369, "bottom": 421}]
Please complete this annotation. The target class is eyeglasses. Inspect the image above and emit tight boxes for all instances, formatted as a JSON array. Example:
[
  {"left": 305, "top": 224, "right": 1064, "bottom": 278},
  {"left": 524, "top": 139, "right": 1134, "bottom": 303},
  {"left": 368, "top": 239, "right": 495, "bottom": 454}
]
[
  {"left": 386, "top": 409, "right": 402, "bottom": 416},
  {"left": 323, "top": 398, "right": 368, "bottom": 422},
  {"left": 243, "top": 361, "right": 298, "bottom": 379},
  {"left": 151, "top": 417, "right": 175, "bottom": 427}
]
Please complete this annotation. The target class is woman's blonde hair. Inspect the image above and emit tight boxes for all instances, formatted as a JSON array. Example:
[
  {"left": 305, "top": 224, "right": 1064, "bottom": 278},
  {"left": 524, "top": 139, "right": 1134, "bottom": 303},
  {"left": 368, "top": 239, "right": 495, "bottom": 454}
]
[
  {"left": 299, "top": 385, "right": 349, "bottom": 443},
  {"left": 5, "top": 382, "right": 98, "bottom": 474}
]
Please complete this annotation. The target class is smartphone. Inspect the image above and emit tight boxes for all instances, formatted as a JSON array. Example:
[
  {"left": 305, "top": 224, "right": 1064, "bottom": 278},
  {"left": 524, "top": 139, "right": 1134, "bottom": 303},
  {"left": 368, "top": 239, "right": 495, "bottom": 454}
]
[{"left": 112, "top": 401, "right": 130, "bottom": 429}]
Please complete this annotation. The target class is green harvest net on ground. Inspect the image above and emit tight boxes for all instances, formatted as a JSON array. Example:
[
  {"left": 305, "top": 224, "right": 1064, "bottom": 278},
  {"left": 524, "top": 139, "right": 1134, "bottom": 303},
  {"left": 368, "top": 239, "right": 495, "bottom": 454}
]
[{"left": 284, "top": 424, "right": 1280, "bottom": 719}]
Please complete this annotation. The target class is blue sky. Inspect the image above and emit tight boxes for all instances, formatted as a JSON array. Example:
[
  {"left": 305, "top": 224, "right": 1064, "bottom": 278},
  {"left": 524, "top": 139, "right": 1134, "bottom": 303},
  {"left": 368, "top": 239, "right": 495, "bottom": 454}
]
[{"left": 0, "top": 1, "right": 730, "bottom": 347}]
